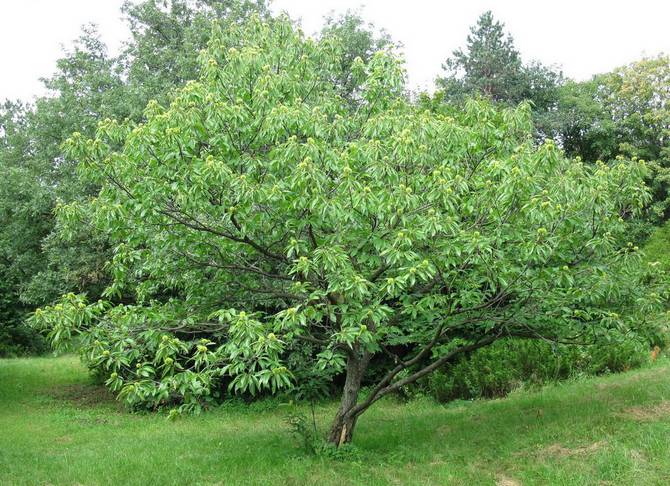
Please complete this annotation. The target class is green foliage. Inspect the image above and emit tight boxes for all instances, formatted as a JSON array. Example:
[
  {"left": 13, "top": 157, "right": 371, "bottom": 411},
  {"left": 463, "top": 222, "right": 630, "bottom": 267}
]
[
  {"left": 0, "top": 27, "right": 130, "bottom": 355},
  {"left": 435, "top": 13, "right": 669, "bottom": 226},
  {"left": 120, "top": 0, "right": 270, "bottom": 119},
  {"left": 549, "top": 56, "right": 670, "bottom": 222},
  {"left": 319, "top": 10, "right": 396, "bottom": 101},
  {"left": 605, "top": 56, "right": 670, "bottom": 221},
  {"left": 426, "top": 335, "right": 656, "bottom": 402},
  {"left": 30, "top": 293, "right": 289, "bottom": 413},
  {"left": 0, "top": 0, "right": 271, "bottom": 354},
  {"left": 547, "top": 79, "right": 618, "bottom": 162},
  {"left": 641, "top": 220, "right": 670, "bottom": 273},
  {"left": 285, "top": 409, "right": 321, "bottom": 455},
  {"left": 0, "top": 320, "right": 46, "bottom": 358}
]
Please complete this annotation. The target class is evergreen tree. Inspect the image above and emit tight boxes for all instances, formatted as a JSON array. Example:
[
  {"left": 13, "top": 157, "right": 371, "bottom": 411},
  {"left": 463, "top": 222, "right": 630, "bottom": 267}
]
[{"left": 437, "top": 11, "right": 562, "bottom": 120}]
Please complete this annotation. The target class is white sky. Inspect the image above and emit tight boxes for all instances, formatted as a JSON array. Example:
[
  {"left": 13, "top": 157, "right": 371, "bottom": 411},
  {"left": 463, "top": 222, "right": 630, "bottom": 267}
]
[{"left": 2, "top": 0, "right": 670, "bottom": 101}]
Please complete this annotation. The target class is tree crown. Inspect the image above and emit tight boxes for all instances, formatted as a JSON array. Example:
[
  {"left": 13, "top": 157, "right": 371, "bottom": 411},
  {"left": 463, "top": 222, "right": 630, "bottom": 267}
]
[{"left": 33, "top": 16, "right": 661, "bottom": 411}]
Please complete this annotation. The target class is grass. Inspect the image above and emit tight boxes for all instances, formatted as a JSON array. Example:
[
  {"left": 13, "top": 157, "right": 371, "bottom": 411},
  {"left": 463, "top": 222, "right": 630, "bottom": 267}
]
[
  {"left": 2, "top": 356, "right": 670, "bottom": 485},
  {"left": 642, "top": 219, "right": 670, "bottom": 271}
]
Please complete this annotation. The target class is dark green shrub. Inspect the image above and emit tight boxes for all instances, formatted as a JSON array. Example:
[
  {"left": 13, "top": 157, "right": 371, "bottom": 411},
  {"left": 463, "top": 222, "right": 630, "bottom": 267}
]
[
  {"left": 0, "top": 320, "right": 47, "bottom": 357},
  {"left": 426, "top": 333, "right": 656, "bottom": 403}
]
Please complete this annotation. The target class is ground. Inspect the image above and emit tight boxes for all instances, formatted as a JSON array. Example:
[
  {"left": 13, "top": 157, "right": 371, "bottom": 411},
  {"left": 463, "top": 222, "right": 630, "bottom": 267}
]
[{"left": 1, "top": 355, "right": 670, "bottom": 485}]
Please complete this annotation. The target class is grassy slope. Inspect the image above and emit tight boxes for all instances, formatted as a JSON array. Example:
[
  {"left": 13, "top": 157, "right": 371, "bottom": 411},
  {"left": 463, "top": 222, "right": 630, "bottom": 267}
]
[
  {"left": 642, "top": 220, "right": 670, "bottom": 271},
  {"left": 1, "top": 356, "right": 670, "bottom": 485}
]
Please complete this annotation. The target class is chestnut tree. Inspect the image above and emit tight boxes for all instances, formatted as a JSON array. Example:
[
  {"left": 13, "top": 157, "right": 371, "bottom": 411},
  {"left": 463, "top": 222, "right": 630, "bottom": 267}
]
[{"left": 32, "top": 16, "right": 663, "bottom": 445}]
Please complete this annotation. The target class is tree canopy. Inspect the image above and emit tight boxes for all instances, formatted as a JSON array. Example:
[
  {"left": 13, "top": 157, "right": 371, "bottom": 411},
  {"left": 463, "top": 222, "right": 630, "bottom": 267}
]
[
  {"left": 548, "top": 55, "right": 670, "bottom": 224},
  {"left": 319, "top": 9, "right": 396, "bottom": 101}
]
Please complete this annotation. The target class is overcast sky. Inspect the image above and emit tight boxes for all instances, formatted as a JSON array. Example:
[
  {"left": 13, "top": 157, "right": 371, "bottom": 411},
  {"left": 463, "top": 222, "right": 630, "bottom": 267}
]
[{"left": 2, "top": 0, "right": 670, "bottom": 101}]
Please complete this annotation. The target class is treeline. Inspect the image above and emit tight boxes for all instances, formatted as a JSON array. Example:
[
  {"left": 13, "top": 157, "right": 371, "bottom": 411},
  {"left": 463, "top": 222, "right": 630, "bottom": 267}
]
[{"left": 1, "top": 1, "right": 669, "bottom": 359}]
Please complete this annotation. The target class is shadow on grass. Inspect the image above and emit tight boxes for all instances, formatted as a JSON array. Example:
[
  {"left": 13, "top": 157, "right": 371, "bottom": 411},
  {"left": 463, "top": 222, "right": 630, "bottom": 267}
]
[{"left": 44, "top": 382, "right": 121, "bottom": 409}]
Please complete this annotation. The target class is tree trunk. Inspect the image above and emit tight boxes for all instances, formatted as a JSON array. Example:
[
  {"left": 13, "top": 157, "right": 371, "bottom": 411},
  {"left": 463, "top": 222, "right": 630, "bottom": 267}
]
[
  {"left": 328, "top": 351, "right": 368, "bottom": 446},
  {"left": 328, "top": 409, "right": 359, "bottom": 446}
]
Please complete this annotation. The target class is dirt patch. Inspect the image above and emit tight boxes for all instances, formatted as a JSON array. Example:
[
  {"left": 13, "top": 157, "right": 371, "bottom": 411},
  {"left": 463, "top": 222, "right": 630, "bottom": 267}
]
[
  {"left": 541, "top": 440, "right": 606, "bottom": 458},
  {"left": 621, "top": 400, "right": 670, "bottom": 421},
  {"left": 496, "top": 474, "right": 522, "bottom": 486},
  {"left": 517, "top": 440, "right": 606, "bottom": 460},
  {"left": 46, "top": 383, "right": 118, "bottom": 408}
]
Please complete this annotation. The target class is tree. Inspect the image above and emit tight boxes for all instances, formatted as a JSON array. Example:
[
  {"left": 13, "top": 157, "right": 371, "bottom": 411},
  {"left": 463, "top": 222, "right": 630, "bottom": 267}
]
[
  {"left": 33, "top": 16, "right": 663, "bottom": 446},
  {"left": 0, "top": 1, "right": 271, "bottom": 353},
  {"left": 438, "top": 11, "right": 522, "bottom": 102},
  {"left": 120, "top": 0, "right": 270, "bottom": 118},
  {"left": 545, "top": 78, "right": 617, "bottom": 163},
  {"left": 319, "top": 10, "right": 396, "bottom": 101},
  {"left": 0, "top": 101, "right": 49, "bottom": 355},
  {"left": 437, "top": 11, "right": 562, "bottom": 129},
  {"left": 602, "top": 56, "right": 670, "bottom": 220},
  {"left": 0, "top": 27, "right": 125, "bottom": 354},
  {"left": 548, "top": 56, "right": 670, "bottom": 223}
]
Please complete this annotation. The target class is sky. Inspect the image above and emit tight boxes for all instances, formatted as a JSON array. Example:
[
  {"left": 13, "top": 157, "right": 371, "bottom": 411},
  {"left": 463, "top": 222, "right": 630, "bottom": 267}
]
[{"left": 2, "top": 0, "right": 670, "bottom": 101}]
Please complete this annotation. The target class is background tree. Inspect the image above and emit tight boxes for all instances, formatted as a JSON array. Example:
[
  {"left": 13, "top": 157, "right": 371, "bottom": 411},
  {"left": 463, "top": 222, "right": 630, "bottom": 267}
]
[
  {"left": 33, "top": 17, "right": 664, "bottom": 446},
  {"left": 437, "top": 11, "right": 562, "bottom": 140},
  {"left": 0, "top": 28, "right": 125, "bottom": 355},
  {"left": 120, "top": 0, "right": 270, "bottom": 118},
  {"left": 0, "top": 0, "right": 270, "bottom": 355},
  {"left": 319, "top": 10, "right": 396, "bottom": 102},
  {"left": 438, "top": 11, "right": 522, "bottom": 102},
  {"left": 545, "top": 78, "right": 617, "bottom": 162},
  {"left": 547, "top": 56, "right": 670, "bottom": 223},
  {"left": 602, "top": 56, "right": 670, "bottom": 220},
  {"left": 0, "top": 101, "right": 48, "bottom": 355},
  {"left": 437, "top": 11, "right": 562, "bottom": 109}
]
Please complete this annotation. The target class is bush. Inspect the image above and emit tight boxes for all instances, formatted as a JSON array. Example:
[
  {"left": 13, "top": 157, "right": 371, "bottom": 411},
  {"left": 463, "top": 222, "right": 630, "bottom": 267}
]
[
  {"left": 0, "top": 320, "right": 47, "bottom": 357},
  {"left": 426, "top": 333, "right": 658, "bottom": 403},
  {"left": 0, "top": 281, "right": 47, "bottom": 357}
]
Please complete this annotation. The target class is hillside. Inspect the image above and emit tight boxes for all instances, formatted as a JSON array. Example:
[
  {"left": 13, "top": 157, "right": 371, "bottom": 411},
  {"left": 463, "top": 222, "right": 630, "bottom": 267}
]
[{"left": 1, "top": 355, "right": 670, "bottom": 485}]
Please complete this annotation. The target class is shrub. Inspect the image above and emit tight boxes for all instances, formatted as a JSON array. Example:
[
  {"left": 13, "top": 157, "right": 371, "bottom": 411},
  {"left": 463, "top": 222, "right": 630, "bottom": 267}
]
[
  {"left": 426, "top": 332, "right": 659, "bottom": 403},
  {"left": 0, "top": 319, "right": 47, "bottom": 357}
]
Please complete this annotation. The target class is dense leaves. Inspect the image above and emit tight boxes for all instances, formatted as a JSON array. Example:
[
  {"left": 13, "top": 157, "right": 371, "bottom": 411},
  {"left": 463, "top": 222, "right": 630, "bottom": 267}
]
[
  {"left": 546, "top": 55, "right": 670, "bottom": 226},
  {"left": 0, "top": 29, "right": 126, "bottom": 355},
  {"left": 319, "top": 10, "right": 396, "bottom": 101}
]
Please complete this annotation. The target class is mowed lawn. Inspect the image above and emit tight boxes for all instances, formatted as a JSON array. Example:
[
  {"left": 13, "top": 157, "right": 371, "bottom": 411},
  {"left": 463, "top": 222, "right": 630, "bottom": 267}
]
[{"left": 2, "top": 356, "right": 670, "bottom": 485}]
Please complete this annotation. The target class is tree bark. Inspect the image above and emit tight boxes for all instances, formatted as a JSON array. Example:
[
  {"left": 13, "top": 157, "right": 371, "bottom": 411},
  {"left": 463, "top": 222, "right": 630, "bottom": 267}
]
[{"left": 328, "top": 351, "right": 369, "bottom": 446}]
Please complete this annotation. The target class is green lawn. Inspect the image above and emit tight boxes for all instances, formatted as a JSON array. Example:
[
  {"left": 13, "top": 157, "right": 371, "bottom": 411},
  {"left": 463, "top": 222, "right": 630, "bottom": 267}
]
[{"left": 2, "top": 356, "right": 670, "bottom": 485}]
